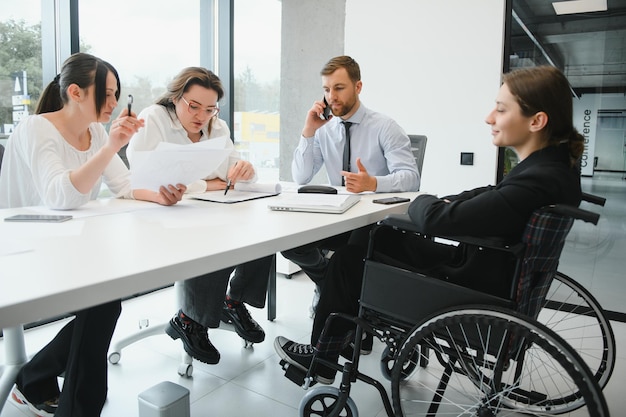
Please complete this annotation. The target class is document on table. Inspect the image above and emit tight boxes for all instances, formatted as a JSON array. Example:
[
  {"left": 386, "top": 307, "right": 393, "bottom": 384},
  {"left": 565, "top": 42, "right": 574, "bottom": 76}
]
[
  {"left": 193, "top": 182, "right": 282, "bottom": 203},
  {"left": 129, "top": 137, "right": 231, "bottom": 191}
]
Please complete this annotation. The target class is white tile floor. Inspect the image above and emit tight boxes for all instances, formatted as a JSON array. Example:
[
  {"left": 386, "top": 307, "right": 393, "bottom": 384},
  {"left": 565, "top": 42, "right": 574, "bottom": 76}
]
[{"left": 1, "top": 269, "right": 625, "bottom": 417}]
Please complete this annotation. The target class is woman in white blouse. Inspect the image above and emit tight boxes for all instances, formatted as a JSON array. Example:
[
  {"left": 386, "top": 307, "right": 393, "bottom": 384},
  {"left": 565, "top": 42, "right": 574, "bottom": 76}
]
[
  {"left": 126, "top": 67, "right": 272, "bottom": 366},
  {"left": 0, "top": 52, "right": 185, "bottom": 417}
]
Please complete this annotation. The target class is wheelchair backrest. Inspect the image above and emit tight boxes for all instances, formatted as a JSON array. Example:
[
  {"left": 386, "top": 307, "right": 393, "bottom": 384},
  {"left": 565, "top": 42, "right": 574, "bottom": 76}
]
[{"left": 513, "top": 209, "right": 575, "bottom": 320}]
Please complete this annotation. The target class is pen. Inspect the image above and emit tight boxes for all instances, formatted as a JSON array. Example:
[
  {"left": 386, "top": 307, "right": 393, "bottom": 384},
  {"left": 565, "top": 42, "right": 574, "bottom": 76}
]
[
  {"left": 127, "top": 94, "right": 133, "bottom": 116},
  {"left": 224, "top": 178, "right": 232, "bottom": 195}
]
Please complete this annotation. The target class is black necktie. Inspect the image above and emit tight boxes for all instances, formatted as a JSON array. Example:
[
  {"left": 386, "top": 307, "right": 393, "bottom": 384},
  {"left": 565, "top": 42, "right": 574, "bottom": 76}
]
[{"left": 342, "top": 121, "right": 353, "bottom": 186}]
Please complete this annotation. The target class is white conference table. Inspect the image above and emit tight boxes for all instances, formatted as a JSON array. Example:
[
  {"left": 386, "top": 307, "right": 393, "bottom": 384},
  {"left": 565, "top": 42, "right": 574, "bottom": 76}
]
[{"left": 0, "top": 189, "right": 418, "bottom": 412}]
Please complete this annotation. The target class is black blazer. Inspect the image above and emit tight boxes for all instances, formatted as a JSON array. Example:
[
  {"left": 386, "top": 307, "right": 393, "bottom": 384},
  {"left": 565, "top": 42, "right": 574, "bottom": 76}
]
[{"left": 408, "top": 143, "right": 581, "bottom": 242}]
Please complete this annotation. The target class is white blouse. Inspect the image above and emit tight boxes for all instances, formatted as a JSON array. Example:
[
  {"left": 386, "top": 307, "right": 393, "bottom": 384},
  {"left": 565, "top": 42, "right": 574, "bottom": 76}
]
[
  {"left": 126, "top": 104, "right": 255, "bottom": 194},
  {"left": 0, "top": 115, "right": 132, "bottom": 209}
]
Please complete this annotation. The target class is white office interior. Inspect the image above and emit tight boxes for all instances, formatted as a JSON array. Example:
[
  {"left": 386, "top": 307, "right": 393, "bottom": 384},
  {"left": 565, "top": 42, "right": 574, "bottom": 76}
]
[{"left": 1, "top": 0, "right": 625, "bottom": 416}]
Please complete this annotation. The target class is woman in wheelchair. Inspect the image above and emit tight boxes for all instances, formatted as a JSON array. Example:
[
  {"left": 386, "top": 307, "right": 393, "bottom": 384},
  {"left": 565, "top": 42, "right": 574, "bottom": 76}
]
[{"left": 274, "top": 65, "right": 585, "bottom": 385}]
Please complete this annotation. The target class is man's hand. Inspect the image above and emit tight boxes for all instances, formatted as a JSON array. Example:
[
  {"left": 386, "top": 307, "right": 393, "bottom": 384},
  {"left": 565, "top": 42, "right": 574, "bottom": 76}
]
[
  {"left": 302, "top": 100, "right": 331, "bottom": 138},
  {"left": 340, "top": 158, "right": 377, "bottom": 193}
]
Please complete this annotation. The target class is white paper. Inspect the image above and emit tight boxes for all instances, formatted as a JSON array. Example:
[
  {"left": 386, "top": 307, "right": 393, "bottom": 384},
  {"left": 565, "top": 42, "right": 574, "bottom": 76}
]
[{"left": 130, "top": 139, "right": 231, "bottom": 191}]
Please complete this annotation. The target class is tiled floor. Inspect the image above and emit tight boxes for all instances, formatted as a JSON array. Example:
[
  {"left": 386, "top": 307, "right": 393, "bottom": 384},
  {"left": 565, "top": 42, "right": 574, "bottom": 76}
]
[{"left": 1, "top": 172, "right": 625, "bottom": 417}]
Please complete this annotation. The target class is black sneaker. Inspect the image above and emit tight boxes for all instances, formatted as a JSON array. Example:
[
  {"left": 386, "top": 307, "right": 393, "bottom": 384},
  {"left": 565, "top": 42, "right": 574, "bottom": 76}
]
[
  {"left": 274, "top": 336, "right": 336, "bottom": 384},
  {"left": 12, "top": 385, "right": 58, "bottom": 417},
  {"left": 165, "top": 311, "right": 220, "bottom": 364},
  {"left": 221, "top": 297, "right": 265, "bottom": 343}
]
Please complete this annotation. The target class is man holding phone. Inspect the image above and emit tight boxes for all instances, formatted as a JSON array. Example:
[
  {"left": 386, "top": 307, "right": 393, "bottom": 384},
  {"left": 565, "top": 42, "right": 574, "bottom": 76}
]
[{"left": 282, "top": 55, "right": 420, "bottom": 316}]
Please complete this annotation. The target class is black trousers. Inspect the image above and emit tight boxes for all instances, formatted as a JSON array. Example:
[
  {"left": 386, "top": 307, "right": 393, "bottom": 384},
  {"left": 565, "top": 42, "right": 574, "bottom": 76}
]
[
  {"left": 180, "top": 255, "right": 273, "bottom": 328},
  {"left": 280, "top": 225, "right": 372, "bottom": 287},
  {"left": 16, "top": 299, "right": 122, "bottom": 417},
  {"left": 311, "top": 227, "right": 516, "bottom": 346}
]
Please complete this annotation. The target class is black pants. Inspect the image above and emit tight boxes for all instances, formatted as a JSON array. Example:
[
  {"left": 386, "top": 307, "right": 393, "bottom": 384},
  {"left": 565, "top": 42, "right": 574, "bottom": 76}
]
[
  {"left": 311, "top": 227, "right": 516, "bottom": 346},
  {"left": 16, "top": 299, "right": 122, "bottom": 417},
  {"left": 280, "top": 225, "right": 372, "bottom": 288},
  {"left": 180, "top": 256, "right": 273, "bottom": 328}
]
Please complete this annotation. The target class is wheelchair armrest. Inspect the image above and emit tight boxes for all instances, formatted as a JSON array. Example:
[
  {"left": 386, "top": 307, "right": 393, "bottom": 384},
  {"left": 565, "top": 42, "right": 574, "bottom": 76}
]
[
  {"left": 581, "top": 192, "right": 606, "bottom": 207},
  {"left": 378, "top": 214, "right": 522, "bottom": 255},
  {"left": 380, "top": 213, "right": 421, "bottom": 233},
  {"left": 544, "top": 204, "right": 600, "bottom": 225}
]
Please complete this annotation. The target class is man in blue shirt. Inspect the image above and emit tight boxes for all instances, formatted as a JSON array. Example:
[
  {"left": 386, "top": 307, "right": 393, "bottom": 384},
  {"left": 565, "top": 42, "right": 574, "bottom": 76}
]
[{"left": 282, "top": 55, "right": 420, "bottom": 316}]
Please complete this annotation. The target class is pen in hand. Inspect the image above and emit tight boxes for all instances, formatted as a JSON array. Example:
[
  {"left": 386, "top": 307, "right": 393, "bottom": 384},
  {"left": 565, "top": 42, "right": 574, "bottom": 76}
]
[{"left": 224, "top": 161, "right": 237, "bottom": 195}]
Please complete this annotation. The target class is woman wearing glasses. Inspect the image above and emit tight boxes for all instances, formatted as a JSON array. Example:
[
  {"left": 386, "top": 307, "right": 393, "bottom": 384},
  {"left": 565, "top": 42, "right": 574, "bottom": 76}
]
[{"left": 127, "top": 67, "right": 272, "bottom": 365}]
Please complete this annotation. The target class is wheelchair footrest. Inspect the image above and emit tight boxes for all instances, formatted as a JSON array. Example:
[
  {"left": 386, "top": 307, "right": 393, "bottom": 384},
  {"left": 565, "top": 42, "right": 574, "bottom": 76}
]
[{"left": 279, "top": 359, "right": 317, "bottom": 388}]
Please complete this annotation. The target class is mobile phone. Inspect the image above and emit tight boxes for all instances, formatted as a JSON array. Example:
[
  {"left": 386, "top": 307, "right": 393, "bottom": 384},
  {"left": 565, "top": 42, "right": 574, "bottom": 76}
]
[
  {"left": 4, "top": 214, "right": 73, "bottom": 223},
  {"left": 372, "top": 196, "right": 411, "bottom": 205},
  {"left": 127, "top": 94, "right": 133, "bottom": 116},
  {"left": 322, "top": 97, "right": 332, "bottom": 120}
]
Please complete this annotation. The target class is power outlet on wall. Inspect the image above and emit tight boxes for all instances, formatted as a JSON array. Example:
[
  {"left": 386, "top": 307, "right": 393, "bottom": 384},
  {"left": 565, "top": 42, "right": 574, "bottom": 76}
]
[{"left": 460, "top": 152, "right": 474, "bottom": 165}]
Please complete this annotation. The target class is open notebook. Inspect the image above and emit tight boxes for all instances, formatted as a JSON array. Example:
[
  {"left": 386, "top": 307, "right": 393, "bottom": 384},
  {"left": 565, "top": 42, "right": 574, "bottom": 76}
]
[
  {"left": 193, "top": 182, "right": 281, "bottom": 203},
  {"left": 268, "top": 194, "right": 361, "bottom": 214}
]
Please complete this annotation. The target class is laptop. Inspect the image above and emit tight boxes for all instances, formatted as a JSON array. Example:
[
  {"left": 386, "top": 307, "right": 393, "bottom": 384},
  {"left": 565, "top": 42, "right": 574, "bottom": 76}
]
[{"left": 268, "top": 194, "right": 361, "bottom": 214}]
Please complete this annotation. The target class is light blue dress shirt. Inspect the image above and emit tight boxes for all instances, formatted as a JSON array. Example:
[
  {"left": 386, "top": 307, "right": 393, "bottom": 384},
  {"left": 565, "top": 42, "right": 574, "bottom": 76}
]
[{"left": 292, "top": 103, "right": 420, "bottom": 192}]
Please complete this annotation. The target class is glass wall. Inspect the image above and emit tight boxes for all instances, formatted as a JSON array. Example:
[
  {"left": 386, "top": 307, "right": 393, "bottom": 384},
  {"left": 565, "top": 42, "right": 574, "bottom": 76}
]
[
  {"left": 78, "top": 0, "right": 202, "bottom": 125},
  {"left": 0, "top": 1, "right": 42, "bottom": 142},
  {"left": 233, "top": 0, "right": 281, "bottom": 182}
]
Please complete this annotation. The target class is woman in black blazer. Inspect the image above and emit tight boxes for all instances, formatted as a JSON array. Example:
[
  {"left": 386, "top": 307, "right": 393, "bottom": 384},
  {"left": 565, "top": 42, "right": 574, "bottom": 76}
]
[{"left": 274, "top": 65, "right": 585, "bottom": 385}]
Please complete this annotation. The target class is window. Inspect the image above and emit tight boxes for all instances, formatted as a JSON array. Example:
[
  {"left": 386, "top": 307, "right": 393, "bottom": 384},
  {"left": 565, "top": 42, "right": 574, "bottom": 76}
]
[
  {"left": 0, "top": 1, "right": 42, "bottom": 142},
  {"left": 78, "top": 0, "right": 202, "bottom": 122},
  {"left": 233, "top": 0, "right": 281, "bottom": 182}
]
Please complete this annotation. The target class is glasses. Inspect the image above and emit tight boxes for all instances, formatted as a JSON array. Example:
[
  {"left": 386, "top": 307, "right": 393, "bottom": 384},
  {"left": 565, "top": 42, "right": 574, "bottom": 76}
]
[{"left": 180, "top": 96, "right": 220, "bottom": 117}]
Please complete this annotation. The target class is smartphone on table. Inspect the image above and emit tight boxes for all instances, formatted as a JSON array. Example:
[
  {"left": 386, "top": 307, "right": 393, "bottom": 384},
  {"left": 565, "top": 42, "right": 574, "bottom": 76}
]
[
  {"left": 372, "top": 196, "right": 411, "bottom": 205},
  {"left": 4, "top": 214, "right": 73, "bottom": 223}
]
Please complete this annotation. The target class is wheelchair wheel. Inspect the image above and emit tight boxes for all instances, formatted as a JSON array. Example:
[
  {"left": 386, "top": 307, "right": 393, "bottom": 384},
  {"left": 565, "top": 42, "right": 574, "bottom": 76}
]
[
  {"left": 391, "top": 307, "right": 609, "bottom": 417},
  {"left": 299, "top": 386, "right": 358, "bottom": 417},
  {"left": 380, "top": 345, "right": 418, "bottom": 381},
  {"left": 540, "top": 271, "right": 615, "bottom": 390}
]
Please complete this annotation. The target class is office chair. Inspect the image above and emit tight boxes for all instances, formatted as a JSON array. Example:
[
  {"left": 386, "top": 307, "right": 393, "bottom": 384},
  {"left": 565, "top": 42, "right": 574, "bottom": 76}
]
[{"left": 408, "top": 134, "right": 427, "bottom": 177}]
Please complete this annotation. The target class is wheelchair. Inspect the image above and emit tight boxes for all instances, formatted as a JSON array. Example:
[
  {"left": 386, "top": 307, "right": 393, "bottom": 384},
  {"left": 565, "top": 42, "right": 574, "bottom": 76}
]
[{"left": 294, "top": 202, "right": 611, "bottom": 417}]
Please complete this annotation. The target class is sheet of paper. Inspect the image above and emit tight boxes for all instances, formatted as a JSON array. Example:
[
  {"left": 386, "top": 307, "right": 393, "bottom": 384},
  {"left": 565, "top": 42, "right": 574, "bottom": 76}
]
[{"left": 130, "top": 138, "right": 231, "bottom": 191}]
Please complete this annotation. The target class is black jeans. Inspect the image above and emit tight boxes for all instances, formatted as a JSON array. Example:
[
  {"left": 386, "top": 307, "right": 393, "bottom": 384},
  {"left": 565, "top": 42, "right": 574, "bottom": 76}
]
[{"left": 180, "top": 255, "right": 274, "bottom": 328}]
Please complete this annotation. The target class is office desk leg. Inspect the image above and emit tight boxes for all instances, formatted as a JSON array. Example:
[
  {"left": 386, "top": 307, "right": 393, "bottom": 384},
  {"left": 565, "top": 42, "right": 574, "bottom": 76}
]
[
  {"left": 267, "top": 254, "right": 276, "bottom": 321},
  {"left": 0, "top": 326, "right": 27, "bottom": 413}
]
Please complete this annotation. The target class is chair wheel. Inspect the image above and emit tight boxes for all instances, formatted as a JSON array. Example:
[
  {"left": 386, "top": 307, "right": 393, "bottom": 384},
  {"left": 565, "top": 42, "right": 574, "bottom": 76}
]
[
  {"left": 298, "top": 386, "right": 358, "bottom": 417},
  {"left": 108, "top": 351, "right": 121, "bottom": 364},
  {"left": 242, "top": 339, "right": 254, "bottom": 349},
  {"left": 177, "top": 363, "right": 193, "bottom": 377}
]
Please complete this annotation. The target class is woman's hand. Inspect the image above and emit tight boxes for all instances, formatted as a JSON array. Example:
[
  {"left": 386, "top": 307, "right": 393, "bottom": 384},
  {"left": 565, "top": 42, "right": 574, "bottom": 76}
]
[
  {"left": 226, "top": 160, "right": 255, "bottom": 185},
  {"left": 107, "top": 107, "right": 145, "bottom": 152},
  {"left": 157, "top": 184, "right": 186, "bottom": 206},
  {"left": 205, "top": 178, "right": 228, "bottom": 191}
]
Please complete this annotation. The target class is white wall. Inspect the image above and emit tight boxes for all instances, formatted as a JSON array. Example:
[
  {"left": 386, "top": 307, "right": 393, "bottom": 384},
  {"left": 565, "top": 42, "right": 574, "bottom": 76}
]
[{"left": 345, "top": 0, "right": 506, "bottom": 196}]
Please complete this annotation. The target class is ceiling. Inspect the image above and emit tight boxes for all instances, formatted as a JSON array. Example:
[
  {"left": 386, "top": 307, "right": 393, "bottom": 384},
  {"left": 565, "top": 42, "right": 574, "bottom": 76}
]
[{"left": 510, "top": 0, "right": 626, "bottom": 96}]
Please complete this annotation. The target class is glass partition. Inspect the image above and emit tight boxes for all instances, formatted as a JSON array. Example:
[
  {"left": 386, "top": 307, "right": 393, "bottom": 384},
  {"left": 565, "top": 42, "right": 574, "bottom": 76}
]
[{"left": 0, "top": 1, "right": 42, "bottom": 142}]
